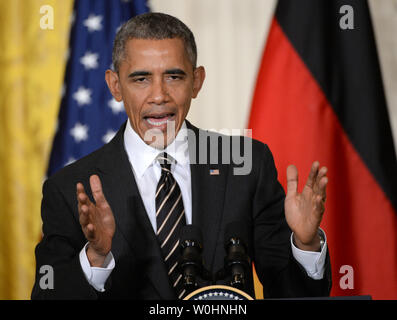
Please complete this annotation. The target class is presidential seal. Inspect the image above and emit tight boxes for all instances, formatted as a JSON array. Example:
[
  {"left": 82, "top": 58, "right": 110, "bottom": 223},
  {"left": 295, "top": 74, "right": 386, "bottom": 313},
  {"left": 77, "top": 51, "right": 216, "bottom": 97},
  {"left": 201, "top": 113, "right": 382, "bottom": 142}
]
[{"left": 183, "top": 285, "right": 254, "bottom": 300}]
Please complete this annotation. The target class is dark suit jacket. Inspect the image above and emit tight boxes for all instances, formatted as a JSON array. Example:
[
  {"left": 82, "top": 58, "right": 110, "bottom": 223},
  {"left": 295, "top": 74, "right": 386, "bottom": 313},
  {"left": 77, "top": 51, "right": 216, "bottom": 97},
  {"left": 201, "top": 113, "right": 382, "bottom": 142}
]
[{"left": 31, "top": 120, "right": 332, "bottom": 299}]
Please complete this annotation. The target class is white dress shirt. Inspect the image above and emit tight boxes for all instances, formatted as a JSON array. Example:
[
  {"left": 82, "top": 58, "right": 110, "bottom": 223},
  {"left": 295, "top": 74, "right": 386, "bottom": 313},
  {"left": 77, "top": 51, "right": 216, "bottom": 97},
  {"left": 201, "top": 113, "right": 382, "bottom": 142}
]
[
  {"left": 123, "top": 120, "right": 192, "bottom": 231},
  {"left": 79, "top": 119, "right": 327, "bottom": 291}
]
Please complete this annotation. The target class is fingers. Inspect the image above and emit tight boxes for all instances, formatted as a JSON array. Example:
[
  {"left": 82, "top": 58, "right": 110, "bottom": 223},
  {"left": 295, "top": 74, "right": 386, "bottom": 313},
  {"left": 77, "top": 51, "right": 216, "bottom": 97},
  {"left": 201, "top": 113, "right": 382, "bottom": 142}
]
[
  {"left": 77, "top": 183, "right": 97, "bottom": 240},
  {"left": 90, "top": 175, "right": 107, "bottom": 207},
  {"left": 316, "top": 166, "right": 327, "bottom": 187},
  {"left": 76, "top": 176, "right": 112, "bottom": 245},
  {"left": 317, "top": 176, "right": 328, "bottom": 203},
  {"left": 77, "top": 182, "right": 90, "bottom": 226},
  {"left": 315, "top": 165, "right": 328, "bottom": 199},
  {"left": 300, "top": 161, "right": 328, "bottom": 202},
  {"left": 305, "top": 161, "right": 320, "bottom": 189},
  {"left": 77, "top": 184, "right": 89, "bottom": 207},
  {"left": 76, "top": 182, "right": 87, "bottom": 202},
  {"left": 315, "top": 194, "right": 326, "bottom": 215},
  {"left": 286, "top": 165, "right": 298, "bottom": 196},
  {"left": 305, "top": 161, "right": 328, "bottom": 190},
  {"left": 305, "top": 162, "right": 328, "bottom": 218}
]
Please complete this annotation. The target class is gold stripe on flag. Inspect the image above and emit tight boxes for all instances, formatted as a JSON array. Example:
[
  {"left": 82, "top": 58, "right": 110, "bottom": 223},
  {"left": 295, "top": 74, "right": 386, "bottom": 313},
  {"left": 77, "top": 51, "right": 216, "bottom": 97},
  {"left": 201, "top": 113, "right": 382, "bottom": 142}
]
[{"left": 0, "top": 0, "right": 73, "bottom": 299}]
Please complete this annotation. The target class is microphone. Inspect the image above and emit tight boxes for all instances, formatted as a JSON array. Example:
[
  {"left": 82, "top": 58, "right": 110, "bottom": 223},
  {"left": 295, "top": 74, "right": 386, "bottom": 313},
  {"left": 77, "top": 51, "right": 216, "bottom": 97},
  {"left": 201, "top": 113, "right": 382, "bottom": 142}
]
[
  {"left": 224, "top": 221, "right": 251, "bottom": 290},
  {"left": 179, "top": 225, "right": 204, "bottom": 292}
]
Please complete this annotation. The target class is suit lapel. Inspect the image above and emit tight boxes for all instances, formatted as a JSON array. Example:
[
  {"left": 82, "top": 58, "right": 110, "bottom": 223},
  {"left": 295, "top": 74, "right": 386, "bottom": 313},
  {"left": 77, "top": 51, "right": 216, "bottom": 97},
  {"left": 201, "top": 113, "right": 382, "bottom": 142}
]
[
  {"left": 96, "top": 123, "right": 175, "bottom": 299},
  {"left": 186, "top": 121, "right": 229, "bottom": 272}
]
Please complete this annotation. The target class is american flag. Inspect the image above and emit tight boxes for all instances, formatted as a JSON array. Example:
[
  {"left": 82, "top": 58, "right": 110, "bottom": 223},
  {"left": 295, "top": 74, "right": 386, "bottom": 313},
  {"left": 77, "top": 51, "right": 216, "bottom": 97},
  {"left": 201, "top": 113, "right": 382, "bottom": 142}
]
[{"left": 47, "top": 0, "right": 149, "bottom": 176}]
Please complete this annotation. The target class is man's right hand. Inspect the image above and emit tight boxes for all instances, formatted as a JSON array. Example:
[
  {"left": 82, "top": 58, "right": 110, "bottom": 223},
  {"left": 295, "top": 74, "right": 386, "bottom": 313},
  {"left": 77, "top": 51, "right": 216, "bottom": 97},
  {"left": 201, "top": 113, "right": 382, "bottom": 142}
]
[{"left": 76, "top": 175, "right": 115, "bottom": 267}]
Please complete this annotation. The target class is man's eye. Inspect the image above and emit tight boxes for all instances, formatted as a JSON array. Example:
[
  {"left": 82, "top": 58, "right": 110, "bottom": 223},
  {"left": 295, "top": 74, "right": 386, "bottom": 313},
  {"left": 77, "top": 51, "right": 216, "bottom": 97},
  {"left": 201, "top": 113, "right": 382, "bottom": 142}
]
[
  {"left": 134, "top": 77, "right": 147, "bottom": 82},
  {"left": 167, "top": 75, "right": 183, "bottom": 80}
]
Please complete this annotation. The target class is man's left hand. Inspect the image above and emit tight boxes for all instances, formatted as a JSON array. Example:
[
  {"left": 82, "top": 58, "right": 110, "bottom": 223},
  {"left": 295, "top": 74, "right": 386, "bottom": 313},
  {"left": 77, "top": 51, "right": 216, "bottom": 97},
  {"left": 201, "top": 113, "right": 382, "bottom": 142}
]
[{"left": 284, "top": 161, "right": 328, "bottom": 252}]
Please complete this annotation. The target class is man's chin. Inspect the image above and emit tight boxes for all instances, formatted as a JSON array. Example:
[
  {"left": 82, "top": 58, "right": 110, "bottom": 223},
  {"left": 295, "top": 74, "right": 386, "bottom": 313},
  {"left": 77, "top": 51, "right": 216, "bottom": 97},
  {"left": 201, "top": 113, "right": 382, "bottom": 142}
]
[
  {"left": 144, "top": 134, "right": 176, "bottom": 150},
  {"left": 141, "top": 120, "right": 179, "bottom": 149},
  {"left": 141, "top": 131, "right": 176, "bottom": 150}
]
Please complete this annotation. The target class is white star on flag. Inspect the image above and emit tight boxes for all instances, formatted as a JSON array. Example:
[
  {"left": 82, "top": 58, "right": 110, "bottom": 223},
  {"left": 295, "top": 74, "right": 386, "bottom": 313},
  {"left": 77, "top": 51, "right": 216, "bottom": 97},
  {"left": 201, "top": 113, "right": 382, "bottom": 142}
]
[
  {"left": 108, "top": 98, "right": 124, "bottom": 114},
  {"left": 102, "top": 130, "right": 117, "bottom": 144},
  {"left": 83, "top": 14, "right": 103, "bottom": 32},
  {"left": 73, "top": 86, "right": 92, "bottom": 106},
  {"left": 80, "top": 52, "right": 99, "bottom": 70},
  {"left": 70, "top": 123, "right": 89, "bottom": 143}
]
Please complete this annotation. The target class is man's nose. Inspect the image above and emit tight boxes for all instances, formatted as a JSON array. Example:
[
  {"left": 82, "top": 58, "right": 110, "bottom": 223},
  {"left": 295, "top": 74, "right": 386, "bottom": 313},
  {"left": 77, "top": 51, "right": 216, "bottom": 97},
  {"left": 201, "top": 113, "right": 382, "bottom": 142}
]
[{"left": 149, "top": 78, "right": 168, "bottom": 104}]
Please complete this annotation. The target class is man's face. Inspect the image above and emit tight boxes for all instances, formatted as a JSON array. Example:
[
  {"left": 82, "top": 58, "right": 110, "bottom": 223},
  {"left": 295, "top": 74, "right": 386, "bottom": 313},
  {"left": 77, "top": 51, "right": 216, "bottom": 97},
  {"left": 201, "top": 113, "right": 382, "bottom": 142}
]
[{"left": 106, "top": 38, "right": 205, "bottom": 148}]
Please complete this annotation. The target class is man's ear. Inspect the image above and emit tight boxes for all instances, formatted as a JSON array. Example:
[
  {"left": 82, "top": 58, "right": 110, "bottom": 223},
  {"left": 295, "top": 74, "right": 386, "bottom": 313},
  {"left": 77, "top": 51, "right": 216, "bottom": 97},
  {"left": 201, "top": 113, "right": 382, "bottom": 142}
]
[
  {"left": 105, "top": 69, "right": 123, "bottom": 102},
  {"left": 192, "top": 66, "right": 205, "bottom": 99}
]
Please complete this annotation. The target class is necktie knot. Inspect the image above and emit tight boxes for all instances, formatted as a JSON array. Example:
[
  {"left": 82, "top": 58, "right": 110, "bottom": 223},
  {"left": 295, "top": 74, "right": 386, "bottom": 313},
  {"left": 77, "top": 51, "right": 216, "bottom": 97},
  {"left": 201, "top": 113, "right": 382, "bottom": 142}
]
[{"left": 157, "top": 152, "right": 172, "bottom": 172}]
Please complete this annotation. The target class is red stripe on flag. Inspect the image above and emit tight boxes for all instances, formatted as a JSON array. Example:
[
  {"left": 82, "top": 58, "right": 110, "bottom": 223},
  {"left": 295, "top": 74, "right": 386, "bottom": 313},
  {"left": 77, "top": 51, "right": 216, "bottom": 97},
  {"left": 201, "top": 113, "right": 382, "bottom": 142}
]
[{"left": 249, "top": 18, "right": 397, "bottom": 299}]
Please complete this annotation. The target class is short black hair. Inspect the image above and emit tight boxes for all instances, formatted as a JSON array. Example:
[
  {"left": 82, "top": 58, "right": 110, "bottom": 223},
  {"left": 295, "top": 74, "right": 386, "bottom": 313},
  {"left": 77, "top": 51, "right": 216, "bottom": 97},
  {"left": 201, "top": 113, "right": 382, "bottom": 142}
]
[{"left": 112, "top": 12, "right": 197, "bottom": 72}]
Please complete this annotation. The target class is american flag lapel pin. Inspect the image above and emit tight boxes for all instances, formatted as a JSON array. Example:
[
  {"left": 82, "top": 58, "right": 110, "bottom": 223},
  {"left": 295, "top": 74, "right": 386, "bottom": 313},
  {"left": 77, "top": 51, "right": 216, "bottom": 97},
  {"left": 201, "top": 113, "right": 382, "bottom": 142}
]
[{"left": 209, "top": 168, "right": 220, "bottom": 175}]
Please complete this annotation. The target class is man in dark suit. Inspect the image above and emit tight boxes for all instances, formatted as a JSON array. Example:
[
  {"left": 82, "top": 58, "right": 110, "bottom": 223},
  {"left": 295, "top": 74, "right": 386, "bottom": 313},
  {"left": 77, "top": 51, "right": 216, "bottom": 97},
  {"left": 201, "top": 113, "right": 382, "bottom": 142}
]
[{"left": 32, "top": 12, "right": 331, "bottom": 300}]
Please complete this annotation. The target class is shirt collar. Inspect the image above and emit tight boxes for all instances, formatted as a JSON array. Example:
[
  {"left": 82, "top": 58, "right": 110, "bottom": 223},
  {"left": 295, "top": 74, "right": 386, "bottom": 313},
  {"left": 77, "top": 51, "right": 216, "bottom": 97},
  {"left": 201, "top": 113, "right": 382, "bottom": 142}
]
[{"left": 123, "top": 119, "right": 190, "bottom": 178}]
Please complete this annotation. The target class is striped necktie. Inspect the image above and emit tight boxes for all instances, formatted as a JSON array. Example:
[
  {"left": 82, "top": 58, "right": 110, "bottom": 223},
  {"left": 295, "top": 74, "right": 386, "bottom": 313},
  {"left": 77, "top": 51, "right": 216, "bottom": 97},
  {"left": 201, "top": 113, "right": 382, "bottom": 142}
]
[{"left": 155, "top": 152, "right": 187, "bottom": 299}]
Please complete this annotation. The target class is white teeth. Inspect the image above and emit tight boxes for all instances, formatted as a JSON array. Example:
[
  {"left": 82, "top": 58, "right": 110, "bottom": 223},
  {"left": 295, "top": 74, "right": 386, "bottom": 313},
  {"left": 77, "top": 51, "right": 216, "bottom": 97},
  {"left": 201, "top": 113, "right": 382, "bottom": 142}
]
[{"left": 147, "top": 118, "right": 168, "bottom": 126}]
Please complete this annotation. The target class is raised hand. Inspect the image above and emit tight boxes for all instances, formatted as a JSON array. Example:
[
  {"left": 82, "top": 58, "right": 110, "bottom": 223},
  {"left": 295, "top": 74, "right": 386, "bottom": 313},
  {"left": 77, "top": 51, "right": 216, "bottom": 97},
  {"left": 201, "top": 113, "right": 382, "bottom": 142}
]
[
  {"left": 284, "top": 161, "right": 328, "bottom": 252},
  {"left": 77, "top": 175, "right": 116, "bottom": 267}
]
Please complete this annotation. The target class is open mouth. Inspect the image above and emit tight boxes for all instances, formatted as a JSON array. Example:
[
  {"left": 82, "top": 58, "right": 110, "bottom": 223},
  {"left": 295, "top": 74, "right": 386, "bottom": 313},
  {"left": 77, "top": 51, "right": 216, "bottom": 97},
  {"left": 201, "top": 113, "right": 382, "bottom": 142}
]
[{"left": 144, "top": 113, "right": 176, "bottom": 127}]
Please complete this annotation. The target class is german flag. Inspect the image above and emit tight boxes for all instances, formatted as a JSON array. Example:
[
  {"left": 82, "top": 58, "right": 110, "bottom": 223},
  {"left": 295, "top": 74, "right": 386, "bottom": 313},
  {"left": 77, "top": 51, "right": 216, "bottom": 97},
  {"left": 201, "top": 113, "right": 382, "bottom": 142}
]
[{"left": 249, "top": 0, "right": 397, "bottom": 299}]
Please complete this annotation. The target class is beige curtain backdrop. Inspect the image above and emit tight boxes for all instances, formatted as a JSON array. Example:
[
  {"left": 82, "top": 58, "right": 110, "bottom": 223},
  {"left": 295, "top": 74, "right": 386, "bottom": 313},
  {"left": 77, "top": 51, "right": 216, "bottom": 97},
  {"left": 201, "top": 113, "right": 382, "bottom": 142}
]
[{"left": 150, "top": 0, "right": 397, "bottom": 153}]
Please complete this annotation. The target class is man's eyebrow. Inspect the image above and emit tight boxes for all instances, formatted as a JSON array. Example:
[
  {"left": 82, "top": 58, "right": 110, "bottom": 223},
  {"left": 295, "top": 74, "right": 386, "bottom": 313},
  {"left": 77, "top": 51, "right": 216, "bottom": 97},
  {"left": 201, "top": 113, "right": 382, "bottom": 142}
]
[
  {"left": 164, "top": 68, "right": 186, "bottom": 75},
  {"left": 128, "top": 71, "right": 151, "bottom": 78},
  {"left": 127, "top": 69, "right": 187, "bottom": 78}
]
